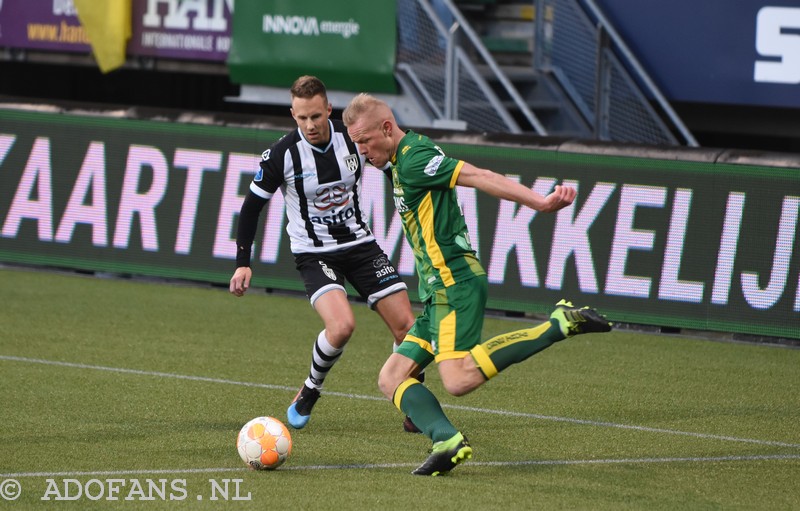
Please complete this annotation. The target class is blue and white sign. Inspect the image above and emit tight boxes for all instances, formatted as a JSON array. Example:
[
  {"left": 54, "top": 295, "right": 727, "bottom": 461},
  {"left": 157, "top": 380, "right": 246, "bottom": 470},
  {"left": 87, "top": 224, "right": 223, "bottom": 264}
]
[{"left": 598, "top": 0, "right": 800, "bottom": 108}]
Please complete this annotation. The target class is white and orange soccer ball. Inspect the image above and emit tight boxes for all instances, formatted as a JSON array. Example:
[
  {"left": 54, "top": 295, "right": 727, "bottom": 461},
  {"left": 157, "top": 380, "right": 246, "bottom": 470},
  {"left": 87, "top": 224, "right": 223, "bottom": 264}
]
[{"left": 236, "top": 416, "right": 292, "bottom": 470}]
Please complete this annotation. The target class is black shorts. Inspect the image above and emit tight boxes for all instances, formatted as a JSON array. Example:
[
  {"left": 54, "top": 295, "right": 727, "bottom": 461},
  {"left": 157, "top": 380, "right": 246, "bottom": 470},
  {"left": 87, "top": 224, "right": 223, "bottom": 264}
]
[{"left": 294, "top": 241, "right": 407, "bottom": 309}]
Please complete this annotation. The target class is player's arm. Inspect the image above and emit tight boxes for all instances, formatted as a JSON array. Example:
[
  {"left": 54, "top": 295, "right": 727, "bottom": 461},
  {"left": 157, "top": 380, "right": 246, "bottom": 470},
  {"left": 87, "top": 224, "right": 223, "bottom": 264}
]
[
  {"left": 455, "top": 161, "right": 575, "bottom": 213},
  {"left": 230, "top": 190, "right": 269, "bottom": 297}
]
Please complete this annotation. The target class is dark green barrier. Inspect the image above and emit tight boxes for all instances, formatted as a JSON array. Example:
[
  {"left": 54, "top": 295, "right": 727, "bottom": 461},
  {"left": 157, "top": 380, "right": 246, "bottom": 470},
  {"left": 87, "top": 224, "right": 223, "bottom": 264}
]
[
  {"left": 1, "top": 110, "right": 798, "bottom": 339},
  {"left": 228, "top": 0, "right": 396, "bottom": 92}
]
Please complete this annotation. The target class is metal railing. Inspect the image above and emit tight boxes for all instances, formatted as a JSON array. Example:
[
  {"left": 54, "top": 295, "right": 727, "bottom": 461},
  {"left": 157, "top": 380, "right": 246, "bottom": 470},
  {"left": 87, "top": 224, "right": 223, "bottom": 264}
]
[
  {"left": 396, "top": 0, "right": 697, "bottom": 146},
  {"left": 396, "top": 0, "right": 546, "bottom": 134},
  {"left": 539, "top": 0, "right": 697, "bottom": 145}
]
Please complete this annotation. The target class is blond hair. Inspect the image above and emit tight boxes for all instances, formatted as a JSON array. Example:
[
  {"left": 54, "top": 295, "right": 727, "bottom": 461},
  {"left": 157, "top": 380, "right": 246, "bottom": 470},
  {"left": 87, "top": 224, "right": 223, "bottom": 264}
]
[{"left": 342, "top": 93, "right": 388, "bottom": 127}]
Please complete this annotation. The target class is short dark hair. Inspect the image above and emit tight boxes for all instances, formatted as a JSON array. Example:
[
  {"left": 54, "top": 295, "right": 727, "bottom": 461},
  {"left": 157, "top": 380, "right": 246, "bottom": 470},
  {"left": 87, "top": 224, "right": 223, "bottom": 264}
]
[{"left": 290, "top": 75, "right": 327, "bottom": 101}]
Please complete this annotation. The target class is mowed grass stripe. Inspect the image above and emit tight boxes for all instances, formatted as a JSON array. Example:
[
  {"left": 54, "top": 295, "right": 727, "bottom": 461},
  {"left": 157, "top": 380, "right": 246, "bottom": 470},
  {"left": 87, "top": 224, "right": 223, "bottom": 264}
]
[
  {"left": 3, "top": 354, "right": 799, "bottom": 449},
  {"left": 4, "top": 454, "right": 800, "bottom": 479}
]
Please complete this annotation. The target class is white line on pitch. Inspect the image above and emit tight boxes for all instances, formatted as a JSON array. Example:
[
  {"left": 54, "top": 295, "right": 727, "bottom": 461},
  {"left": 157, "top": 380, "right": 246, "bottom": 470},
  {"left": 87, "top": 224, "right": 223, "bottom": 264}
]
[
  {"left": 3, "top": 454, "right": 800, "bottom": 478},
  {"left": 2, "top": 355, "right": 799, "bottom": 449}
]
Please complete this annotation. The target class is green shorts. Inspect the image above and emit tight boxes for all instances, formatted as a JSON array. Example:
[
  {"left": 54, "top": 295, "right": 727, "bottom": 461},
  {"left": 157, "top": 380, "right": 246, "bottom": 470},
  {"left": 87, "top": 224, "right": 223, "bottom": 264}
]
[{"left": 396, "top": 275, "right": 488, "bottom": 366}]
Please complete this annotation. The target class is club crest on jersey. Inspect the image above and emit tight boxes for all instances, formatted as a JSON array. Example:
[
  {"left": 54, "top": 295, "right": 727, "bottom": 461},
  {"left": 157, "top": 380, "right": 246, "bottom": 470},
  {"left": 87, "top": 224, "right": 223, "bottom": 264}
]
[
  {"left": 319, "top": 261, "right": 337, "bottom": 281},
  {"left": 343, "top": 154, "right": 359, "bottom": 173}
]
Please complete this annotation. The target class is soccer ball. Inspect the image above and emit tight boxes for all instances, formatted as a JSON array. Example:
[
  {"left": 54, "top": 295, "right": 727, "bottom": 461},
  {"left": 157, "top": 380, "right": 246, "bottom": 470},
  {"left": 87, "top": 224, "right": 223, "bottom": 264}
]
[{"left": 236, "top": 416, "right": 292, "bottom": 470}]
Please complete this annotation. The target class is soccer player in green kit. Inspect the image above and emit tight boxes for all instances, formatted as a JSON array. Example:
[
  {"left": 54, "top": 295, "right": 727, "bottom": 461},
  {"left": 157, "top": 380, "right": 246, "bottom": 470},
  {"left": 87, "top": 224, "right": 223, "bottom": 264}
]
[{"left": 343, "top": 93, "right": 613, "bottom": 476}]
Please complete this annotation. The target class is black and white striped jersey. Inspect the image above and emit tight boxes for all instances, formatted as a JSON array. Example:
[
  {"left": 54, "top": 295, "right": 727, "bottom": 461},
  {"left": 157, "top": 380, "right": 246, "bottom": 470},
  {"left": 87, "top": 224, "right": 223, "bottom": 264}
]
[{"left": 249, "top": 119, "right": 375, "bottom": 254}]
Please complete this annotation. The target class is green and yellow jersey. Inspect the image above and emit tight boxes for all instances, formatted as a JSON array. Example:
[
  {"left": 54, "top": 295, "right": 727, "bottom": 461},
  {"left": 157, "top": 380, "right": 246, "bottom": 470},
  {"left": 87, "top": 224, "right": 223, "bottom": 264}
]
[{"left": 391, "top": 130, "right": 485, "bottom": 301}]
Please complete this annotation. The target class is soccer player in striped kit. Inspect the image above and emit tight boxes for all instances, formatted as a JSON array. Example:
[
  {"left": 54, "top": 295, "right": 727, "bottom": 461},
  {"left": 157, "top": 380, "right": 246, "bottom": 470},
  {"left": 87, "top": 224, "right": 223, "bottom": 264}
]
[{"left": 230, "top": 76, "right": 416, "bottom": 430}]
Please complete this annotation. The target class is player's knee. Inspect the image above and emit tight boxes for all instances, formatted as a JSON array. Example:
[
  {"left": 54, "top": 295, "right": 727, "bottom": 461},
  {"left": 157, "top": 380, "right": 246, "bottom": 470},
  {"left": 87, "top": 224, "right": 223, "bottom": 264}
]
[
  {"left": 441, "top": 379, "right": 472, "bottom": 397},
  {"left": 377, "top": 373, "right": 391, "bottom": 400},
  {"left": 378, "top": 356, "right": 412, "bottom": 400},
  {"left": 325, "top": 319, "right": 355, "bottom": 346},
  {"left": 377, "top": 366, "right": 399, "bottom": 400},
  {"left": 440, "top": 370, "right": 481, "bottom": 397},
  {"left": 392, "top": 318, "right": 415, "bottom": 345},
  {"left": 438, "top": 357, "right": 484, "bottom": 396}
]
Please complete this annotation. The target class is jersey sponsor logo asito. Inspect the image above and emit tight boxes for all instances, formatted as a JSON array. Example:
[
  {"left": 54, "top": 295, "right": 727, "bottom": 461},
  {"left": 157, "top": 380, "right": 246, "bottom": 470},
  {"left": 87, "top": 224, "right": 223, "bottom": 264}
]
[
  {"left": 310, "top": 206, "right": 356, "bottom": 226},
  {"left": 375, "top": 266, "right": 395, "bottom": 278},
  {"left": 373, "top": 253, "right": 395, "bottom": 278}
]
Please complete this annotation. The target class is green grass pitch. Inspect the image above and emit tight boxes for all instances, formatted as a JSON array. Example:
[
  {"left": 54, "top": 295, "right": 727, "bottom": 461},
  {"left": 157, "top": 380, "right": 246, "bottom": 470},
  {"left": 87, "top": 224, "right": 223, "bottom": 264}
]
[{"left": 1, "top": 266, "right": 799, "bottom": 510}]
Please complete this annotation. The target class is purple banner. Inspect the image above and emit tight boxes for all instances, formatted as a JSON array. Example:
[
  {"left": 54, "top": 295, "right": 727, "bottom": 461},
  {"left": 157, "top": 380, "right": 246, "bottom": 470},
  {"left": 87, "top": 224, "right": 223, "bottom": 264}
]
[
  {"left": 0, "top": 0, "right": 91, "bottom": 53},
  {"left": 129, "top": 0, "right": 231, "bottom": 61},
  {"left": 0, "top": 0, "right": 231, "bottom": 62}
]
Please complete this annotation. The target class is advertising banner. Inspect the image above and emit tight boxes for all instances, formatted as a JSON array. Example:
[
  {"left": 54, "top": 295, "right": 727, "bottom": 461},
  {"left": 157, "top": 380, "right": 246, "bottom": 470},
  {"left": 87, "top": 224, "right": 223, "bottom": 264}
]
[
  {"left": 129, "top": 0, "right": 232, "bottom": 61},
  {"left": 0, "top": 0, "right": 232, "bottom": 62},
  {"left": 0, "top": 0, "right": 90, "bottom": 53},
  {"left": 598, "top": 0, "right": 800, "bottom": 108},
  {"left": 228, "top": 0, "right": 396, "bottom": 92},
  {"left": 1, "top": 110, "right": 798, "bottom": 339}
]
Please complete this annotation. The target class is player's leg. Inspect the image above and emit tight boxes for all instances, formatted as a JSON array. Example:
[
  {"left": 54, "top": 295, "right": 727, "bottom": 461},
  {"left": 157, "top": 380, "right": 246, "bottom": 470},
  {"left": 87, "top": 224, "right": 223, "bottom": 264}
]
[
  {"left": 344, "top": 241, "right": 413, "bottom": 345},
  {"left": 373, "top": 290, "right": 415, "bottom": 345},
  {"left": 387, "top": 299, "right": 472, "bottom": 475},
  {"left": 345, "top": 241, "right": 422, "bottom": 432},
  {"left": 311, "top": 289, "right": 356, "bottom": 372},
  {"left": 467, "top": 298, "right": 612, "bottom": 383},
  {"left": 378, "top": 350, "right": 425, "bottom": 401},
  {"left": 432, "top": 277, "right": 489, "bottom": 396},
  {"left": 385, "top": 339, "right": 472, "bottom": 471},
  {"left": 373, "top": 291, "right": 426, "bottom": 433},
  {"left": 427, "top": 280, "right": 610, "bottom": 395},
  {"left": 422, "top": 276, "right": 571, "bottom": 397},
  {"left": 287, "top": 254, "right": 353, "bottom": 429}
]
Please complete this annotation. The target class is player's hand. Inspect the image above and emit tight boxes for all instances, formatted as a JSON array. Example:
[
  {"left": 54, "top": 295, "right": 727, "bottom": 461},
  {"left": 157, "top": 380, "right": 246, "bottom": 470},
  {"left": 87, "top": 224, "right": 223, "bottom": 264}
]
[
  {"left": 540, "top": 184, "right": 576, "bottom": 213},
  {"left": 229, "top": 267, "right": 253, "bottom": 297}
]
